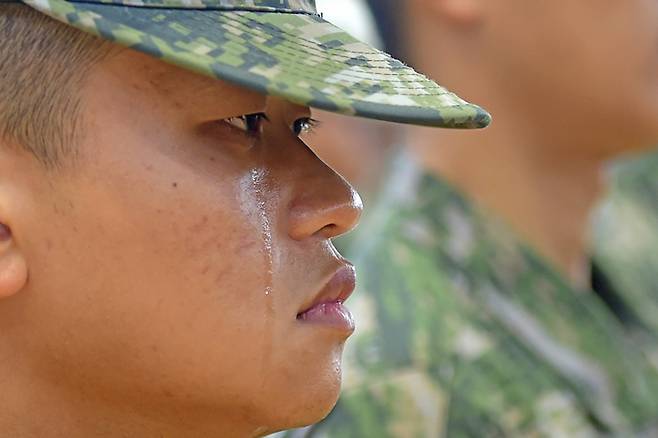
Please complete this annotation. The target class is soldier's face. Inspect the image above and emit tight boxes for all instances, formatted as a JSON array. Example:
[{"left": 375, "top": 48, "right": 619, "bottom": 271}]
[
  {"left": 483, "top": 0, "right": 658, "bottom": 154},
  {"left": 2, "top": 49, "right": 362, "bottom": 434}
]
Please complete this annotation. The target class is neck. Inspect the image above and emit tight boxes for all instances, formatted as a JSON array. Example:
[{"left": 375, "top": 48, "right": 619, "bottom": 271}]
[{"left": 407, "top": 116, "right": 607, "bottom": 288}]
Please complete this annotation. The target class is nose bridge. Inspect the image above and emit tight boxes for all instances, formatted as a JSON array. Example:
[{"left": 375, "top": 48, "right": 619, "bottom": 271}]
[{"left": 285, "top": 142, "right": 363, "bottom": 241}]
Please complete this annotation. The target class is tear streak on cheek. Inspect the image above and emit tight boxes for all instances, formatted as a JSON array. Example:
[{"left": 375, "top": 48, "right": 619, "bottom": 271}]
[
  {"left": 238, "top": 166, "right": 277, "bottom": 389},
  {"left": 250, "top": 167, "right": 275, "bottom": 298}
]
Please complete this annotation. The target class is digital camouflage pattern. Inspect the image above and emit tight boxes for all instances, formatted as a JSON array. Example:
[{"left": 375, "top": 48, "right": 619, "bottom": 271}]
[
  {"left": 288, "top": 155, "right": 658, "bottom": 438},
  {"left": 9, "top": 0, "right": 490, "bottom": 128},
  {"left": 48, "top": 0, "right": 320, "bottom": 12},
  {"left": 592, "top": 150, "right": 658, "bottom": 351}
]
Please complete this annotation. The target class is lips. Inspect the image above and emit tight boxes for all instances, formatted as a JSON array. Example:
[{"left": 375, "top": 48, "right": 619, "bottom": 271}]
[{"left": 296, "top": 264, "right": 356, "bottom": 334}]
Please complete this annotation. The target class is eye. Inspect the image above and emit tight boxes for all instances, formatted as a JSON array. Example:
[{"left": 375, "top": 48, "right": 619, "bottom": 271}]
[
  {"left": 293, "top": 117, "right": 321, "bottom": 137},
  {"left": 224, "top": 112, "right": 269, "bottom": 137}
]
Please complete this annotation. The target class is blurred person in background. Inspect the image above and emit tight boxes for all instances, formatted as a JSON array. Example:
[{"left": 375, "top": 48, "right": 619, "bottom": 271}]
[
  {"left": 592, "top": 150, "right": 658, "bottom": 345},
  {"left": 297, "top": 0, "right": 658, "bottom": 436}
]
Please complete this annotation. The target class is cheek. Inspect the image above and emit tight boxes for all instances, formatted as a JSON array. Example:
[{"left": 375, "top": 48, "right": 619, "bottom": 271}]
[
  {"left": 24, "top": 166, "right": 279, "bottom": 400},
  {"left": 167, "top": 209, "right": 262, "bottom": 292},
  {"left": 101, "top": 186, "right": 271, "bottom": 351},
  {"left": 583, "top": 5, "right": 658, "bottom": 90},
  {"left": 586, "top": 10, "right": 658, "bottom": 128}
]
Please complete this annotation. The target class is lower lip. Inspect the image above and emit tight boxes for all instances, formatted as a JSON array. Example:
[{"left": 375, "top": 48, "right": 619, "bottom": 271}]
[{"left": 297, "top": 301, "right": 355, "bottom": 334}]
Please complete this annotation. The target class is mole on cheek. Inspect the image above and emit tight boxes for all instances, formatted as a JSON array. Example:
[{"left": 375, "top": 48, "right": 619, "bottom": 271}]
[{"left": 172, "top": 182, "right": 178, "bottom": 188}]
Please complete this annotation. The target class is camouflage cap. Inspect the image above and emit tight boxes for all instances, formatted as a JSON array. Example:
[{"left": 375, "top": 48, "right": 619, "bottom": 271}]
[{"left": 3, "top": 0, "right": 491, "bottom": 128}]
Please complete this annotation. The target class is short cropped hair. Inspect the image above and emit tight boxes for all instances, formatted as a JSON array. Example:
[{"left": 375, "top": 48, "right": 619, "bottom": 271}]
[{"left": 0, "top": 4, "right": 112, "bottom": 167}]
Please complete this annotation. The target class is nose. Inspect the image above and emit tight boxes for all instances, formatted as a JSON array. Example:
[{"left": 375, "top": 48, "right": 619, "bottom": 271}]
[{"left": 286, "top": 152, "right": 363, "bottom": 241}]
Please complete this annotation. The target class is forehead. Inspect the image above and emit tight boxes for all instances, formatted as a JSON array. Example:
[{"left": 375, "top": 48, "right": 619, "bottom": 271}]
[{"left": 100, "top": 47, "right": 267, "bottom": 113}]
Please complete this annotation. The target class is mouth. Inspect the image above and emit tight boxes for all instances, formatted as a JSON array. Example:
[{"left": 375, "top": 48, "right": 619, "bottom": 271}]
[{"left": 296, "top": 264, "right": 356, "bottom": 334}]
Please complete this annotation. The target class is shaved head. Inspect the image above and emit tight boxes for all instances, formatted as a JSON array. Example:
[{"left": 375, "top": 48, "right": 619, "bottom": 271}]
[{"left": 0, "top": 4, "right": 112, "bottom": 167}]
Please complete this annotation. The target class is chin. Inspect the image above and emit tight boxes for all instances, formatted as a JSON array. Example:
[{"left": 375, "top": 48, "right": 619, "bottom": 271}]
[
  {"left": 249, "top": 389, "right": 340, "bottom": 437},
  {"left": 258, "top": 353, "right": 344, "bottom": 433},
  {"left": 295, "top": 379, "right": 342, "bottom": 426},
  {"left": 264, "top": 387, "right": 341, "bottom": 435}
]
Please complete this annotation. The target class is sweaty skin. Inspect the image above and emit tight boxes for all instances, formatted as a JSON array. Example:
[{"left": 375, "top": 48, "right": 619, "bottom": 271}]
[{"left": 0, "top": 48, "right": 362, "bottom": 437}]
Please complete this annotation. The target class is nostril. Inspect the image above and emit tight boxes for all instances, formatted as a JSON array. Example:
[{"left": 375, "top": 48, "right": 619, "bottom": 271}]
[{"left": 318, "top": 223, "right": 339, "bottom": 238}]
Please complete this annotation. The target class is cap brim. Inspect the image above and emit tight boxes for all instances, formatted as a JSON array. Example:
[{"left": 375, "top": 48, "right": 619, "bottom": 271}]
[{"left": 24, "top": 0, "right": 491, "bottom": 128}]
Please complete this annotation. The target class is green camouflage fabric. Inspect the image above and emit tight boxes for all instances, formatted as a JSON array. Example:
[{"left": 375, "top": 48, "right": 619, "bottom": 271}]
[
  {"left": 284, "top": 155, "right": 658, "bottom": 438},
  {"left": 53, "top": 0, "right": 320, "bottom": 12},
  {"left": 9, "top": 0, "right": 490, "bottom": 128},
  {"left": 591, "top": 150, "right": 658, "bottom": 350}
]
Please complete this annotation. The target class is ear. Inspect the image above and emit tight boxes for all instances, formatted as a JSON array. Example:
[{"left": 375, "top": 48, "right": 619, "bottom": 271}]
[
  {"left": 0, "top": 222, "right": 28, "bottom": 299},
  {"left": 416, "top": 0, "right": 484, "bottom": 26}
]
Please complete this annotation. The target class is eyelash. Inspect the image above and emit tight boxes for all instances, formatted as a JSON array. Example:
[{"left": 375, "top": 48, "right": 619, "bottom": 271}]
[
  {"left": 223, "top": 113, "right": 321, "bottom": 138},
  {"left": 294, "top": 117, "right": 321, "bottom": 136},
  {"left": 224, "top": 113, "right": 269, "bottom": 137}
]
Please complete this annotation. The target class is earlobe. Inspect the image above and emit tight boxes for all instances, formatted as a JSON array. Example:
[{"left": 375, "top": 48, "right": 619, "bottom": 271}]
[{"left": 0, "top": 224, "right": 28, "bottom": 299}]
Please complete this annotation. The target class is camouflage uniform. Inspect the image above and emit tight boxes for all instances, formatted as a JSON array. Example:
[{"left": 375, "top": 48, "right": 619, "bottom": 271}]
[
  {"left": 591, "top": 150, "right": 658, "bottom": 356},
  {"left": 299, "top": 155, "right": 658, "bottom": 438}
]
